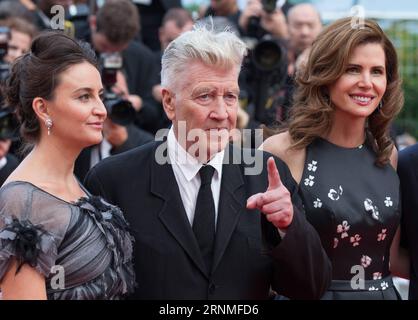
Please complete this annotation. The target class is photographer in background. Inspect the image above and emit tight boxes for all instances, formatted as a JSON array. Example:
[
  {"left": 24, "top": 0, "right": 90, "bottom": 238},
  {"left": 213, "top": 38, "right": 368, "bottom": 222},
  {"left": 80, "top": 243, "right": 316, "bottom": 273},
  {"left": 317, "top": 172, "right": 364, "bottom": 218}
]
[
  {"left": 238, "top": 0, "right": 289, "bottom": 132},
  {"left": 239, "top": 1, "right": 322, "bottom": 130},
  {"left": 0, "top": 19, "right": 37, "bottom": 182},
  {"left": 0, "top": 68, "right": 17, "bottom": 189},
  {"left": 239, "top": 0, "right": 290, "bottom": 39},
  {"left": 0, "top": 121, "right": 19, "bottom": 186},
  {"left": 85, "top": 0, "right": 161, "bottom": 134},
  {"left": 1, "top": 17, "right": 38, "bottom": 64}
]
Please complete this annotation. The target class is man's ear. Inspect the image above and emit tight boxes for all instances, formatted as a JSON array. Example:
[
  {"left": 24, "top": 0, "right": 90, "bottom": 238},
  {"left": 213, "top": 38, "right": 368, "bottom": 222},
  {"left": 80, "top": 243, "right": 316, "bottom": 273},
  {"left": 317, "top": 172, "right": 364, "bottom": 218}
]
[
  {"left": 89, "top": 15, "right": 97, "bottom": 32},
  {"left": 32, "top": 97, "right": 50, "bottom": 124},
  {"left": 161, "top": 88, "right": 175, "bottom": 121}
]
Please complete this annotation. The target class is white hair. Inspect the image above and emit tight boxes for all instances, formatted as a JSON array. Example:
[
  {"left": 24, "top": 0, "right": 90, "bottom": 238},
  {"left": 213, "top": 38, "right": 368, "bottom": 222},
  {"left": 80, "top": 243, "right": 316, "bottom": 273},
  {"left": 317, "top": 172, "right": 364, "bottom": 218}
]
[{"left": 161, "top": 22, "right": 247, "bottom": 89}]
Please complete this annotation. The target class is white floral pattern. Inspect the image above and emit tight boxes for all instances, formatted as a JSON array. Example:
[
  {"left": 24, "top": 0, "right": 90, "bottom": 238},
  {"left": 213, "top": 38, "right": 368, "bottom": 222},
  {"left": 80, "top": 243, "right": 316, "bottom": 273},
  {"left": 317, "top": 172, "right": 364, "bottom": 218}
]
[
  {"left": 328, "top": 186, "right": 343, "bottom": 201},
  {"left": 300, "top": 143, "right": 399, "bottom": 289},
  {"left": 313, "top": 198, "right": 322, "bottom": 208},
  {"left": 377, "top": 229, "right": 387, "bottom": 242},
  {"left": 350, "top": 234, "right": 361, "bottom": 247},
  {"left": 384, "top": 197, "right": 393, "bottom": 207},
  {"left": 304, "top": 175, "right": 315, "bottom": 187},
  {"left": 307, "top": 160, "right": 318, "bottom": 172},
  {"left": 381, "top": 281, "right": 389, "bottom": 290},
  {"left": 364, "top": 198, "right": 379, "bottom": 220},
  {"left": 361, "top": 255, "right": 372, "bottom": 268},
  {"left": 337, "top": 221, "right": 350, "bottom": 239},
  {"left": 373, "top": 272, "right": 382, "bottom": 280}
]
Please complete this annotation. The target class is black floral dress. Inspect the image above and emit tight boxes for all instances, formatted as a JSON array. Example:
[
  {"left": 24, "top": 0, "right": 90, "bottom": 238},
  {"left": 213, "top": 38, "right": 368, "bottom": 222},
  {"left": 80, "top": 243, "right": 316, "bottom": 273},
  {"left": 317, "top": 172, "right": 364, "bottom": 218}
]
[
  {"left": 299, "top": 138, "right": 401, "bottom": 299},
  {"left": 0, "top": 181, "right": 135, "bottom": 299}
]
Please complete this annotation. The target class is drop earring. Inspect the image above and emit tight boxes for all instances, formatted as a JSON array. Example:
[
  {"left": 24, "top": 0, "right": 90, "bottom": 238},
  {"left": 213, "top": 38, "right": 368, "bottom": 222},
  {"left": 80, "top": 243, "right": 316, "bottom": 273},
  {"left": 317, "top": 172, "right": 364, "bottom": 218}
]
[{"left": 45, "top": 117, "right": 53, "bottom": 136}]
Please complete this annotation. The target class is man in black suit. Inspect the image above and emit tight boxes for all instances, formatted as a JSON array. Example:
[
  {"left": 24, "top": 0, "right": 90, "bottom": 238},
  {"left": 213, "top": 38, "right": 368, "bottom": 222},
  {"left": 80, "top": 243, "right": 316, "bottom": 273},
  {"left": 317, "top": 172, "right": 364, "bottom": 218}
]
[
  {"left": 85, "top": 26, "right": 331, "bottom": 299},
  {"left": 398, "top": 143, "right": 418, "bottom": 299}
]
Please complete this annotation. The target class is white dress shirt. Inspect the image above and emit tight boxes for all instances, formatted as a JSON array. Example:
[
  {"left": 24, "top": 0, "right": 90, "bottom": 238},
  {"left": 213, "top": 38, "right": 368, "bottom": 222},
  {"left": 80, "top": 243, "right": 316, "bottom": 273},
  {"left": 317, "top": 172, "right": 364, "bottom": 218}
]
[
  {"left": 90, "top": 139, "right": 113, "bottom": 169},
  {"left": 167, "top": 128, "right": 224, "bottom": 228}
]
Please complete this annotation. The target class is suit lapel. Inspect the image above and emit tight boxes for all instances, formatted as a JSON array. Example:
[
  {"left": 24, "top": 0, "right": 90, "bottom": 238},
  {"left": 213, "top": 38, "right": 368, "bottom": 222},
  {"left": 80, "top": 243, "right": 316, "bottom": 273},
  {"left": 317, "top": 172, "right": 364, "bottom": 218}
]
[
  {"left": 211, "top": 147, "right": 245, "bottom": 274},
  {"left": 150, "top": 142, "right": 208, "bottom": 277}
]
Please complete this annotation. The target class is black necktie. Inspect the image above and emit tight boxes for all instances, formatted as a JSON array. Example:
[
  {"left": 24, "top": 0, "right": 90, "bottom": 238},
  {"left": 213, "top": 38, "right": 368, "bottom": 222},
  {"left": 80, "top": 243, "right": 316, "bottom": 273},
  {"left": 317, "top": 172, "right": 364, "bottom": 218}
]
[{"left": 193, "top": 165, "right": 216, "bottom": 273}]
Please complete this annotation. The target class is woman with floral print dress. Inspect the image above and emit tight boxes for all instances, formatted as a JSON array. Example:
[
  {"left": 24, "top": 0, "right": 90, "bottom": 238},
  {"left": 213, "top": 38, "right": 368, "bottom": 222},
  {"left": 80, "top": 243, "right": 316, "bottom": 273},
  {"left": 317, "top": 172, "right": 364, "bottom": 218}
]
[
  {"left": 262, "top": 18, "right": 406, "bottom": 299},
  {"left": 0, "top": 31, "right": 135, "bottom": 299}
]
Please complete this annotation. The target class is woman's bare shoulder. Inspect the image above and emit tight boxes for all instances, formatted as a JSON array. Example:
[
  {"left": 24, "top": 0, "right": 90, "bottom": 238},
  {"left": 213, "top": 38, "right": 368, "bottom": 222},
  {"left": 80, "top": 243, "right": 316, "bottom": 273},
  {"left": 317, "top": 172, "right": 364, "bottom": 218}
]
[
  {"left": 260, "top": 131, "right": 306, "bottom": 184},
  {"left": 261, "top": 132, "right": 293, "bottom": 157}
]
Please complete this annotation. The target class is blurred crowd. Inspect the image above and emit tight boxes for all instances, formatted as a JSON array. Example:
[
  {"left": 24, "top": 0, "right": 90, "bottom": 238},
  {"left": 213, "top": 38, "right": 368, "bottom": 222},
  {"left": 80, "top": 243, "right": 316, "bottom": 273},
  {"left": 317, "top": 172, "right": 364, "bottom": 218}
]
[
  {"left": 0, "top": 0, "right": 415, "bottom": 186},
  {"left": 1, "top": 0, "right": 418, "bottom": 301}
]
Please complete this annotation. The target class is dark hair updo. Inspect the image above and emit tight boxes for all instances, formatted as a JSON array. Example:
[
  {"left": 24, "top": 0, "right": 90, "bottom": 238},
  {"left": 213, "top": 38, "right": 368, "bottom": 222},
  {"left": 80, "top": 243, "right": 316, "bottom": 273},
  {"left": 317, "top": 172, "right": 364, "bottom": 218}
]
[{"left": 4, "top": 31, "right": 98, "bottom": 143}]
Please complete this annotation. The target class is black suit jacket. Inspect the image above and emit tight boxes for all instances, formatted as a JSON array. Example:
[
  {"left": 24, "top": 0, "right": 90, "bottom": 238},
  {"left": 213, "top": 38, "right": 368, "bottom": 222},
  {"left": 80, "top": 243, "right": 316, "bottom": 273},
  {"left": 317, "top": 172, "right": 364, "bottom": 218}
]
[
  {"left": 398, "top": 143, "right": 418, "bottom": 299},
  {"left": 84, "top": 141, "right": 331, "bottom": 299},
  {"left": 75, "top": 125, "right": 153, "bottom": 182},
  {"left": 0, "top": 154, "right": 19, "bottom": 186}
]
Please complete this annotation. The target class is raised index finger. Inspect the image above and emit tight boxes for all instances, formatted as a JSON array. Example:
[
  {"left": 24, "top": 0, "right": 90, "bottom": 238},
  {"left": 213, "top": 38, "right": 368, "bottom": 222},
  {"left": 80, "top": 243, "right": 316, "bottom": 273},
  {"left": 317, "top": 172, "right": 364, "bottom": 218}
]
[{"left": 267, "top": 156, "right": 282, "bottom": 190}]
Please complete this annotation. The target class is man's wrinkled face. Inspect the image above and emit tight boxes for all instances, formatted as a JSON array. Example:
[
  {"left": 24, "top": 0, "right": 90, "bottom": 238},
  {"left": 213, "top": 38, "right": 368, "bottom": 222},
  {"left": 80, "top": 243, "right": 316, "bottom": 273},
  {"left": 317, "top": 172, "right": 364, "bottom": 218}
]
[{"left": 162, "top": 61, "right": 240, "bottom": 161}]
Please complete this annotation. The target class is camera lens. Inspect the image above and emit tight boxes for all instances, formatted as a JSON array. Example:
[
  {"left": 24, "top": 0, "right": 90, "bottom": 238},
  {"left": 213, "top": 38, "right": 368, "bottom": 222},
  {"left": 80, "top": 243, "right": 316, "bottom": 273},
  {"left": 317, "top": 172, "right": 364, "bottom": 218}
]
[
  {"left": 253, "top": 40, "right": 283, "bottom": 71},
  {"left": 104, "top": 96, "right": 136, "bottom": 126}
]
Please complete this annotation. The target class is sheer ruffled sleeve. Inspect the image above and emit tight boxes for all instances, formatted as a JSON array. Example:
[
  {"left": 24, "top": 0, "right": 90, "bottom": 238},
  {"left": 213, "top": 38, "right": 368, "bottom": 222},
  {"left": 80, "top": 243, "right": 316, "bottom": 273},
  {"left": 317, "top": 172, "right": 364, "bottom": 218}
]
[{"left": 0, "top": 182, "right": 71, "bottom": 280}]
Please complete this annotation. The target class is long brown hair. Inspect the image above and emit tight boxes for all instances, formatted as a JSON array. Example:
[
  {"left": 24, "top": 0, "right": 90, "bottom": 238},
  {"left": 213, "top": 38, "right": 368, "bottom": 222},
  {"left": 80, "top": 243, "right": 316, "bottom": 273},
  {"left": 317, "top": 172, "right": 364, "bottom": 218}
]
[{"left": 287, "top": 17, "right": 403, "bottom": 166}]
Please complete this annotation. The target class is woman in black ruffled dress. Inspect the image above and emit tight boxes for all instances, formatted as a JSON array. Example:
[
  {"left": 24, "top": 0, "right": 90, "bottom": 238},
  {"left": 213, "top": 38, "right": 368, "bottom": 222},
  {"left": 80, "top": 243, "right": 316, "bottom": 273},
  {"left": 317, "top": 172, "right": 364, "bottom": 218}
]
[{"left": 0, "top": 31, "right": 135, "bottom": 299}]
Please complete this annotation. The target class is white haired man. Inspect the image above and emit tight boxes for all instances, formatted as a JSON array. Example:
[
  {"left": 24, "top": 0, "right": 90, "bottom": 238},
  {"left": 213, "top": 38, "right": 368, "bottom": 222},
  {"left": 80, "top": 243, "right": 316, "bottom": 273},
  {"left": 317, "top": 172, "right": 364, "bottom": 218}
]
[{"left": 85, "top": 26, "right": 331, "bottom": 299}]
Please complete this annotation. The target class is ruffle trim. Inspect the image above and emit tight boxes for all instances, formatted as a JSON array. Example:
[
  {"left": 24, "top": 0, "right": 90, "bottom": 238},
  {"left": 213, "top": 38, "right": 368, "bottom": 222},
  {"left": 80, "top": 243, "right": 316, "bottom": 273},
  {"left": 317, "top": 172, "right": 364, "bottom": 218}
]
[
  {"left": 0, "top": 216, "right": 57, "bottom": 279},
  {"left": 74, "top": 196, "right": 136, "bottom": 296}
]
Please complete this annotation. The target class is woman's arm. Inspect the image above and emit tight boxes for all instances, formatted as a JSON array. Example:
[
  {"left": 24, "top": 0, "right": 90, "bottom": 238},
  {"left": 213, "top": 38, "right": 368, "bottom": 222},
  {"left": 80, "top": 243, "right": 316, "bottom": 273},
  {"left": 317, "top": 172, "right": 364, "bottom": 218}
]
[{"left": 1, "top": 258, "right": 47, "bottom": 300}]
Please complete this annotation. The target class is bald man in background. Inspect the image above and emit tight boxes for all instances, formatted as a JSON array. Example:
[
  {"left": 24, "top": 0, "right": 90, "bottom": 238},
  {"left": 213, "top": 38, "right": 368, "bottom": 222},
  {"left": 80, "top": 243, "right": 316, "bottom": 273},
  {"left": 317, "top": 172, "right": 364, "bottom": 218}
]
[{"left": 287, "top": 3, "right": 322, "bottom": 58}]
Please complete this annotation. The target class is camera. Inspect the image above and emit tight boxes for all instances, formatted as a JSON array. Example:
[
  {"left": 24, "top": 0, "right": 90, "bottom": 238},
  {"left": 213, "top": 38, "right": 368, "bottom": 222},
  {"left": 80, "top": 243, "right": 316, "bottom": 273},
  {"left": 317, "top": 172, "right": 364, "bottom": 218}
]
[
  {"left": 251, "top": 36, "right": 287, "bottom": 74},
  {"left": 241, "top": 35, "right": 288, "bottom": 125},
  {"left": 100, "top": 52, "right": 135, "bottom": 126}
]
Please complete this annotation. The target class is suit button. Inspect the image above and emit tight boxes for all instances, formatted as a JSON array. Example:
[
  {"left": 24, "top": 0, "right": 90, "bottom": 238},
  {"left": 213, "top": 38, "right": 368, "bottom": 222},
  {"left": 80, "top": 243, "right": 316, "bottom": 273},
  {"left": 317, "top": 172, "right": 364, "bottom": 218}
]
[{"left": 208, "top": 283, "right": 216, "bottom": 294}]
